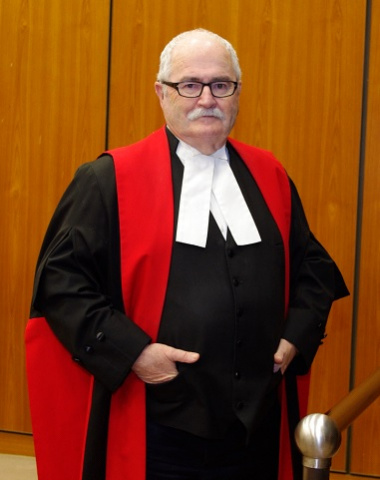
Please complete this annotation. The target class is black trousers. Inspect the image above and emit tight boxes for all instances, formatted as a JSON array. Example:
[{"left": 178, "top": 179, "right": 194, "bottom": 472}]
[{"left": 146, "top": 408, "right": 280, "bottom": 480}]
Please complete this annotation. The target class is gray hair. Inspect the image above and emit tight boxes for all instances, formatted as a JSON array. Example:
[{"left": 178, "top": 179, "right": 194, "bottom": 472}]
[{"left": 157, "top": 29, "right": 242, "bottom": 82}]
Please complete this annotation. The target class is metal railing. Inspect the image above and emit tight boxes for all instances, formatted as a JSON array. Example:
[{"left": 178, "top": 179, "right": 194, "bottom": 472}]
[{"left": 295, "top": 367, "right": 380, "bottom": 480}]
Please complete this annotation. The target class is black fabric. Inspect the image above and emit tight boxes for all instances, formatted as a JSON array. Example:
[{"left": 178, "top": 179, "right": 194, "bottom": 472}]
[
  {"left": 147, "top": 139, "right": 285, "bottom": 439},
  {"left": 82, "top": 381, "right": 112, "bottom": 480},
  {"left": 31, "top": 155, "right": 151, "bottom": 393},
  {"left": 30, "top": 128, "right": 349, "bottom": 480},
  {"left": 285, "top": 374, "right": 303, "bottom": 480},
  {"left": 146, "top": 408, "right": 280, "bottom": 480}
]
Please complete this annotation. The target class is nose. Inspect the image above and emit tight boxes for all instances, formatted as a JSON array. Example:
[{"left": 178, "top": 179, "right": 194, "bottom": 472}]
[{"left": 197, "top": 85, "right": 217, "bottom": 107}]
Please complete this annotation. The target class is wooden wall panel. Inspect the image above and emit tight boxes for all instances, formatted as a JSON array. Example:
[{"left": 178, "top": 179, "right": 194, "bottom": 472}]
[
  {"left": 0, "top": 0, "right": 110, "bottom": 433},
  {"left": 234, "top": 1, "right": 365, "bottom": 471},
  {"left": 109, "top": 0, "right": 365, "bottom": 470},
  {"left": 0, "top": 0, "right": 377, "bottom": 476},
  {"left": 350, "top": 0, "right": 380, "bottom": 475}
]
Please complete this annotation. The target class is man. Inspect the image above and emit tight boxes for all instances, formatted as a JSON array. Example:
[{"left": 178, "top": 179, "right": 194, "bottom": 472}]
[{"left": 26, "top": 29, "right": 348, "bottom": 480}]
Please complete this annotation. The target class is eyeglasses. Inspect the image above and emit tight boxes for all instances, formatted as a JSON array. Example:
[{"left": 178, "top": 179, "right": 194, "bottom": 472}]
[{"left": 160, "top": 80, "right": 238, "bottom": 98}]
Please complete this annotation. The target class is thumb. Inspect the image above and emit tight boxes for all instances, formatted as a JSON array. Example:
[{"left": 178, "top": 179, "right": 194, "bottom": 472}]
[
  {"left": 168, "top": 347, "right": 200, "bottom": 364},
  {"left": 274, "top": 350, "right": 284, "bottom": 364},
  {"left": 274, "top": 340, "right": 286, "bottom": 364}
]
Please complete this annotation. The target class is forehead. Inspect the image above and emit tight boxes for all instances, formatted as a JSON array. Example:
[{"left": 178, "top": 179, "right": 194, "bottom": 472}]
[{"left": 170, "top": 37, "right": 235, "bottom": 80}]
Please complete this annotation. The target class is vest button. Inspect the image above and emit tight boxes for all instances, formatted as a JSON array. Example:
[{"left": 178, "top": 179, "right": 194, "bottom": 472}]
[
  {"left": 234, "top": 371, "right": 241, "bottom": 379},
  {"left": 96, "top": 331, "right": 105, "bottom": 341},
  {"left": 232, "top": 277, "right": 240, "bottom": 286},
  {"left": 236, "top": 401, "right": 244, "bottom": 410},
  {"left": 226, "top": 247, "right": 234, "bottom": 258}
]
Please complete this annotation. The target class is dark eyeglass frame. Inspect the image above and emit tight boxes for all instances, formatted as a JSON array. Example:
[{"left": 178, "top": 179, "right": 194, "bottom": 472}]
[{"left": 160, "top": 80, "right": 239, "bottom": 98}]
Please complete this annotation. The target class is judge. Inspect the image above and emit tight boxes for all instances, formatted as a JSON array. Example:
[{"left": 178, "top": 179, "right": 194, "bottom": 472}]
[{"left": 26, "top": 29, "right": 348, "bottom": 480}]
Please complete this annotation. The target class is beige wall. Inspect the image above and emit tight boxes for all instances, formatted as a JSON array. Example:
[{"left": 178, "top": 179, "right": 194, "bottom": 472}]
[{"left": 1, "top": 0, "right": 379, "bottom": 476}]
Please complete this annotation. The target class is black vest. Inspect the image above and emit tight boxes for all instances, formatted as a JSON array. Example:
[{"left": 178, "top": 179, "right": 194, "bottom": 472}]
[{"left": 146, "top": 132, "right": 286, "bottom": 439}]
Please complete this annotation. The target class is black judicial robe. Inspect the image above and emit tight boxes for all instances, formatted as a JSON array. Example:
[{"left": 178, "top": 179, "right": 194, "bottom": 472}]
[{"left": 26, "top": 127, "right": 348, "bottom": 480}]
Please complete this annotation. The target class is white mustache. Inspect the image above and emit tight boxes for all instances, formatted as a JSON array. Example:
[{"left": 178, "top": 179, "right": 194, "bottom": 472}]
[{"left": 187, "top": 108, "right": 224, "bottom": 121}]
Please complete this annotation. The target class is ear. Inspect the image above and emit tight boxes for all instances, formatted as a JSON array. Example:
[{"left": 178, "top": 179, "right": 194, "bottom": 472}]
[{"left": 154, "top": 81, "right": 165, "bottom": 101}]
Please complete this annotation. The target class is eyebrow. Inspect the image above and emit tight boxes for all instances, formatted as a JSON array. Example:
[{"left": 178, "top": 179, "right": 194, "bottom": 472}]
[{"left": 178, "top": 76, "right": 234, "bottom": 82}]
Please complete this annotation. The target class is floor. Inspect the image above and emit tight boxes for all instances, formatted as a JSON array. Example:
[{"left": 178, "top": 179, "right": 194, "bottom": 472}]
[
  {"left": 0, "top": 454, "right": 37, "bottom": 480},
  {"left": 0, "top": 453, "right": 358, "bottom": 480}
]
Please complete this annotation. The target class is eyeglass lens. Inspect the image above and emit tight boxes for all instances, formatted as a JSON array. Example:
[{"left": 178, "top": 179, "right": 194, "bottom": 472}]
[{"left": 178, "top": 82, "right": 235, "bottom": 98}]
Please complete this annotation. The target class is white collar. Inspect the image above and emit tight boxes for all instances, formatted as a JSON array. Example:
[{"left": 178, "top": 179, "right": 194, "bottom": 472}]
[{"left": 175, "top": 140, "right": 261, "bottom": 248}]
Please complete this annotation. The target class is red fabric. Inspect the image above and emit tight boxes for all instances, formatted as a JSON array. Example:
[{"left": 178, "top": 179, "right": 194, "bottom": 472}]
[
  {"left": 25, "top": 317, "right": 94, "bottom": 480},
  {"left": 106, "top": 128, "right": 174, "bottom": 479},
  {"left": 26, "top": 127, "right": 305, "bottom": 480}
]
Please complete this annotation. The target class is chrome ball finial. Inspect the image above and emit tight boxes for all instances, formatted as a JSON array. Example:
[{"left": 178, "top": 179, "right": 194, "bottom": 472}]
[{"left": 295, "top": 414, "right": 342, "bottom": 469}]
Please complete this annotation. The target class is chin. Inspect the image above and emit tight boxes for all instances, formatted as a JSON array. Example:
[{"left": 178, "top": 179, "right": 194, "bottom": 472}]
[{"left": 192, "top": 127, "right": 222, "bottom": 138}]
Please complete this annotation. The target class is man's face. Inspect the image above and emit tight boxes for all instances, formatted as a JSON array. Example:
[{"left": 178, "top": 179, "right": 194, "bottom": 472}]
[{"left": 155, "top": 36, "right": 241, "bottom": 154}]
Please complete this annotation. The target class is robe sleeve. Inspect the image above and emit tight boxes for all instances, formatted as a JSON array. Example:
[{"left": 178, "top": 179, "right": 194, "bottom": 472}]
[
  {"left": 31, "top": 155, "right": 151, "bottom": 392},
  {"left": 282, "top": 178, "right": 349, "bottom": 374}
]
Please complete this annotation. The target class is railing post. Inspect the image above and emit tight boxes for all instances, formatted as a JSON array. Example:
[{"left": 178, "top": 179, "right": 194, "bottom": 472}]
[
  {"left": 300, "top": 466, "right": 331, "bottom": 480},
  {"left": 295, "top": 367, "right": 380, "bottom": 480},
  {"left": 295, "top": 413, "right": 341, "bottom": 480}
]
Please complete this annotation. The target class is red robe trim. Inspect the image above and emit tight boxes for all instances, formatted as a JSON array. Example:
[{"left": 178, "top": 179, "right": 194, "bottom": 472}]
[{"left": 26, "top": 126, "right": 308, "bottom": 480}]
